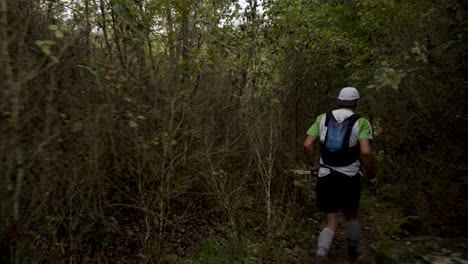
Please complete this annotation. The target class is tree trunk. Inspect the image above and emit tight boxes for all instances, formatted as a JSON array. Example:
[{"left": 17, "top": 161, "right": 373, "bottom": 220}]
[
  {"left": 98, "top": 0, "right": 113, "bottom": 63},
  {"left": 1, "top": 7, "right": 25, "bottom": 264},
  {"left": 110, "top": 1, "right": 126, "bottom": 69},
  {"left": 84, "top": 0, "right": 92, "bottom": 56},
  {"left": 180, "top": 5, "right": 190, "bottom": 84},
  {"left": 166, "top": 6, "right": 176, "bottom": 72}
]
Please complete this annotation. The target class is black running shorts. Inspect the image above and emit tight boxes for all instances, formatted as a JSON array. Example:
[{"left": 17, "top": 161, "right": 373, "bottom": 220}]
[{"left": 316, "top": 170, "right": 361, "bottom": 213}]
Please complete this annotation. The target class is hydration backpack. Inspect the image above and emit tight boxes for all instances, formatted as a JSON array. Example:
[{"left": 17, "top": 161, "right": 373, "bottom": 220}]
[{"left": 320, "top": 112, "right": 361, "bottom": 166}]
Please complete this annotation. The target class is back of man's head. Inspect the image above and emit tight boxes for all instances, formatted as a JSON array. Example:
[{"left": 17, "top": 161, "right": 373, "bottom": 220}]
[{"left": 337, "top": 87, "right": 359, "bottom": 107}]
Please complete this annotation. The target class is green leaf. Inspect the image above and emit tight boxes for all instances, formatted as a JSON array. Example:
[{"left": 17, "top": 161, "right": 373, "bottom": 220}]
[
  {"left": 128, "top": 120, "right": 138, "bottom": 128},
  {"left": 49, "top": 24, "right": 58, "bottom": 31},
  {"left": 35, "top": 39, "right": 56, "bottom": 56},
  {"left": 41, "top": 45, "right": 52, "bottom": 55},
  {"left": 50, "top": 55, "right": 59, "bottom": 64},
  {"left": 36, "top": 40, "right": 55, "bottom": 47},
  {"left": 55, "top": 31, "right": 64, "bottom": 39}
]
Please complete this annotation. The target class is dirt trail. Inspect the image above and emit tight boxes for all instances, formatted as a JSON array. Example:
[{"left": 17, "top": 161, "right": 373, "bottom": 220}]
[{"left": 297, "top": 208, "right": 376, "bottom": 264}]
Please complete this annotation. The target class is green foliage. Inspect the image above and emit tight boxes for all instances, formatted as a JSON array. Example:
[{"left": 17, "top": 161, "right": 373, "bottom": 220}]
[
  {"left": 48, "top": 24, "right": 65, "bottom": 39},
  {"left": 1, "top": 0, "right": 465, "bottom": 262},
  {"left": 389, "top": 216, "right": 434, "bottom": 237},
  {"left": 35, "top": 40, "right": 55, "bottom": 55},
  {"left": 269, "top": 0, "right": 466, "bottom": 236},
  {"left": 194, "top": 238, "right": 260, "bottom": 264}
]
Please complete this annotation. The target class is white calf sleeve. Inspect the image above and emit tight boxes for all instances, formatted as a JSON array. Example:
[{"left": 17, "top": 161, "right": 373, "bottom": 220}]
[
  {"left": 345, "top": 220, "right": 360, "bottom": 247},
  {"left": 316, "top": 227, "right": 335, "bottom": 256}
]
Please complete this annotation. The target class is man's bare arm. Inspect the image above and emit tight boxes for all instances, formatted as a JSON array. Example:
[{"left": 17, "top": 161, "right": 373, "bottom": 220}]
[
  {"left": 359, "top": 138, "right": 375, "bottom": 179},
  {"left": 304, "top": 135, "right": 317, "bottom": 166}
]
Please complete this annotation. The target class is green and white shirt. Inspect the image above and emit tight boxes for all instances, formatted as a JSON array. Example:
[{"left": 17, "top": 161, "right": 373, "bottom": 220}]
[{"left": 307, "top": 108, "right": 373, "bottom": 177}]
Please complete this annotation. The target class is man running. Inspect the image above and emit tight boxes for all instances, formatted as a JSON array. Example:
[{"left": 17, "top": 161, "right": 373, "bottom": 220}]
[{"left": 303, "top": 87, "right": 376, "bottom": 263}]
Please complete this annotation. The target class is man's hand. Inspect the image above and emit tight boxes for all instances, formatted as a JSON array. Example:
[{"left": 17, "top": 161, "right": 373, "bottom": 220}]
[
  {"left": 366, "top": 177, "right": 377, "bottom": 193},
  {"left": 310, "top": 164, "right": 320, "bottom": 176},
  {"left": 359, "top": 138, "right": 376, "bottom": 193}
]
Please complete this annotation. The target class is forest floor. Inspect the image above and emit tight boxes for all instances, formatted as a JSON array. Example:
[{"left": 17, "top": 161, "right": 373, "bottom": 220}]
[
  {"left": 295, "top": 202, "right": 378, "bottom": 264},
  {"left": 92, "top": 185, "right": 468, "bottom": 263},
  {"left": 155, "top": 167, "right": 404, "bottom": 263},
  {"left": 163, "top": 190, "right": 389, "bottom": 264}
]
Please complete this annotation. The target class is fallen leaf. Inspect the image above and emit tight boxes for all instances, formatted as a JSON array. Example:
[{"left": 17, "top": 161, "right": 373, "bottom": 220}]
[{"left": 71, "top": 121, "right": 82, "bottom": 132}]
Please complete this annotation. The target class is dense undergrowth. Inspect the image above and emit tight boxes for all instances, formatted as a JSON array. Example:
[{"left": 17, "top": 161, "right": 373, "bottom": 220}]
[{"left": 0, "top": 0, "right": 466, "bottom": 263}]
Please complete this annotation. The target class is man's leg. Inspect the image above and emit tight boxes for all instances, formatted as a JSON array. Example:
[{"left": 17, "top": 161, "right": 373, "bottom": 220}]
[
  {"left": 316, "top": 213, "right": 338, "bottom": 263},
  {"left": 342, "top": 172, "right": 362, "bottom": 263},
  {"left": 345, "top": 209, "right": 360, "bottom": 262},
  {"left": 315, "top": 172, "right": 340, "bottom": 263}
]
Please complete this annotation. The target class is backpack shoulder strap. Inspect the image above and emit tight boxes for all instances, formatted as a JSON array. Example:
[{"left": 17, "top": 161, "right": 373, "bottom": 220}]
[
  {"left": 347, "top": 114, "right": 361, "bottom": 127},
  {"left": 343, "top": 114, "right": 361, "bottom": 145},
  {"left": 324, "top": 111, "right": 335, "bottom": 127}
]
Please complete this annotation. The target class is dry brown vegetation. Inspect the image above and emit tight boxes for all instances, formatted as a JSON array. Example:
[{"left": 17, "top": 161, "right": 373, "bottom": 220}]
[{"left": 0, "top": 0, "right": 466, "bottom": 263}]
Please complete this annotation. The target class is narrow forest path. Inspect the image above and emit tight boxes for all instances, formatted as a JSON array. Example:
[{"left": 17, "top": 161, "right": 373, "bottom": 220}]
[
  {"left": 327, "top": 208, "right": 375, "bottom": 264},
  {"left": 296, "top": 207, "right": 376, "bottom": 264}
]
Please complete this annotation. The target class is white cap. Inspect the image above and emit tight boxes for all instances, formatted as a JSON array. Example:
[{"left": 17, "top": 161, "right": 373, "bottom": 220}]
[{"left": 337, "top": 87, "right": 359, "bottom": 106}]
